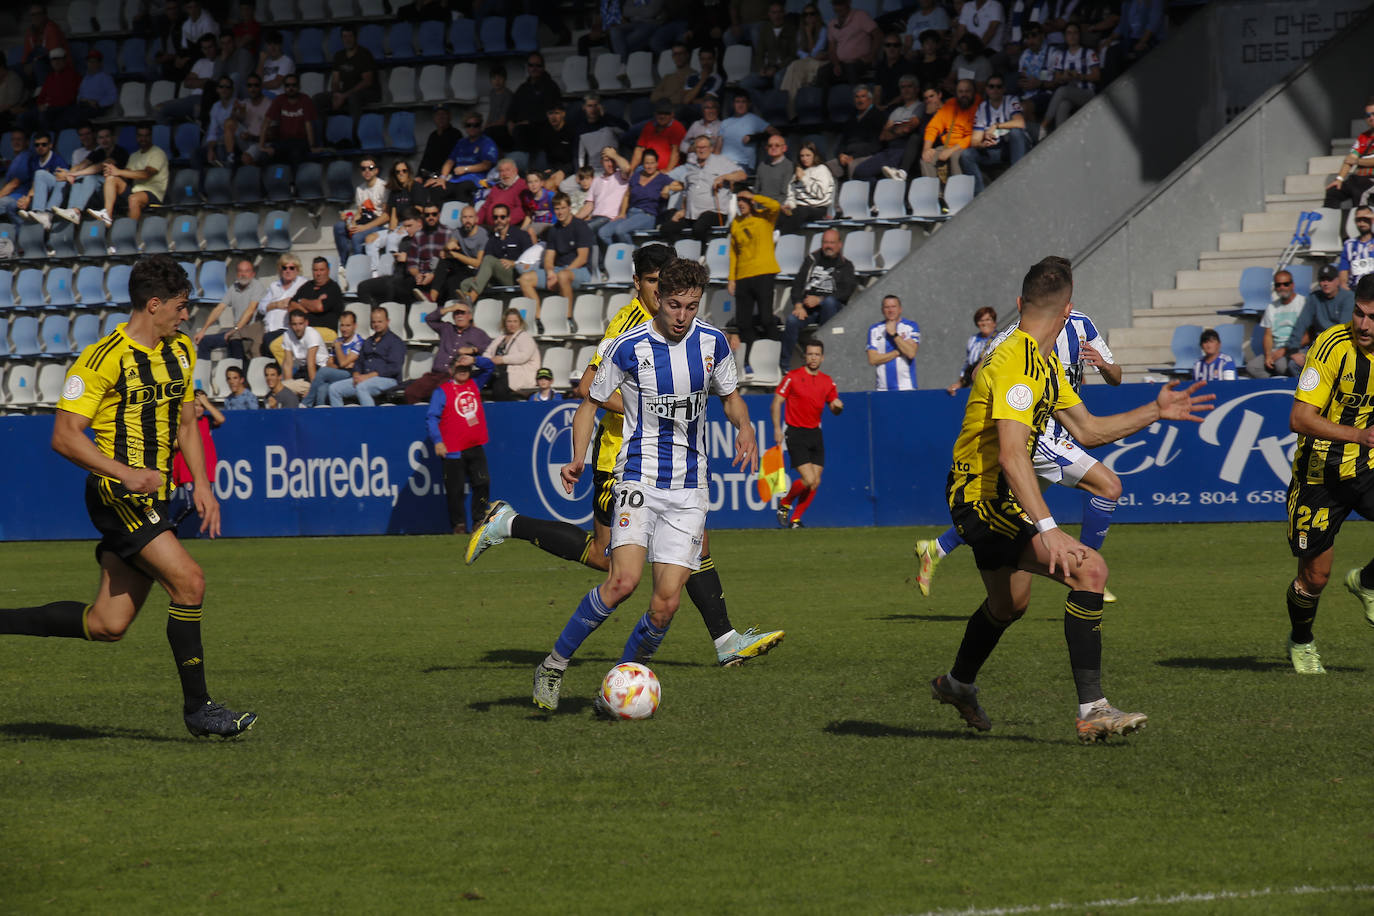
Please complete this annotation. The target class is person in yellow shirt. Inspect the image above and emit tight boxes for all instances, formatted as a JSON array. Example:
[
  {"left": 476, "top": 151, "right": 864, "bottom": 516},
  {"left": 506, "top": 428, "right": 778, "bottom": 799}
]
[
  {"left": 931, "top": 256, "right": 1212, "bottom": 743},
  {"left": 728, "top": 190, "right": 781, "bottom": 374}
]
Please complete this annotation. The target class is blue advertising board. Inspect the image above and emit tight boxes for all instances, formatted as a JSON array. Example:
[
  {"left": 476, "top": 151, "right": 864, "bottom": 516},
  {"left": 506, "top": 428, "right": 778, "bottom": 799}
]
[{"left": 0, "top": 380, "right": 1304, "bottom": 541}]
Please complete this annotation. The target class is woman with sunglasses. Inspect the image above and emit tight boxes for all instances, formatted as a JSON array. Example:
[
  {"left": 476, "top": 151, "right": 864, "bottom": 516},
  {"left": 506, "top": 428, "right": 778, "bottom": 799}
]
[{"left": 365, "top": 161, "right": 432, "bottom": 277}]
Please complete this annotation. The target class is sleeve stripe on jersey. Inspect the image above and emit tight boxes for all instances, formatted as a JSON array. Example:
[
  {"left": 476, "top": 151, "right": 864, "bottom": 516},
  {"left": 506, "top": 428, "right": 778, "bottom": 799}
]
[
  {"left": 1313, "top": 328, "right": 1351, "bottom": 363},
  {"left": 85, "top": 333, "right": 123, "bottom": 372}
]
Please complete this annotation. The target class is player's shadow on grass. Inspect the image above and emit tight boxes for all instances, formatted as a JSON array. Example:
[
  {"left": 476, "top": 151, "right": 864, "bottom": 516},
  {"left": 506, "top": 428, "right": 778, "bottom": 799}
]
[
  {"left": 0, "top": 721, "right": 180, "bottom": 742},
  {"left": 1155, "top": 656, "right": 1364, "bottom": 673},
  {"left": 823, "top": 720, "right": 1038, "bottom": 742},
  {"left": 422, "top": 649, "right": 705, "bottom": 672},
  {"left": 468, "top": 695, "right": 595, "bottom": 715},
  {"left": 874, "top": 613, "right": 970, "bottom": 623}
]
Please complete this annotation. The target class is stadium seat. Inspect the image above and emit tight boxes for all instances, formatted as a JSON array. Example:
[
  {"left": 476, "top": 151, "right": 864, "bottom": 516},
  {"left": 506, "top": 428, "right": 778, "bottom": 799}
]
[
  {"left": 15, "top": 269, "right": 45, "bottom": 308},
  {"left": 198, "top": 166, "right": 230, "bottom": 207},
  {"left": 147, "top": 80, "right": 175, "bottom": 111},
  {"left": 152, "top": 125, "right": 171, "bottom": 155},
  {"left": 572, "top": 294, "right": 605, "bottom": 339},
  {"left": 418, "top": 65, "right": 447, "bottom": 103},
  {"left": 6, "top": 364, "right": 37, "bottom": 407},
  {"left": 378, "top": 301, "right": 405, "bottom": 335},
  {"left": 299, "top": 0, "right": 327, "bottom": 19},
  {"left": 832, "top": 180, "right": 869, "bottom": 223},
  {"left": 626, "top": 96, "right": 653, "bottom": 125},
  {"left": 561, "top": 56, "right": 590, "bottom": 96},
  {"left": 325, "top": 114, "right": 356, "bottom": 148},
  {"left": 479, "top": 16, "right": 507, "bottom": 55},
  {"left": 672, "top": 239, "right": 702, "bottom": 261},
  {"left": 571, "top": 343, "right": 598, "bottom": 380},
  {"left": 625, "top": 51, "right": 655, "bottom": 91},
  {"left": 262, "top": 211, "right": 292, "bottom": 252},
  {"left": 794, "top": 87, "right": 824, "bottom": 124},
  {"left": 357, "top": 114, "right": 387, "bottom": 152},
  {"left": 541, "top": 346, "right": 573, "bottom": 385},
  {"left": 386, "top": 111, "right": 417, "bottom": 154},
  {"left": 0, "top": 319, "right": 9, "bottom": 361},
  {"left": 593, "top": 54, "right": 622, "bottom": 94},
  {"left": 722, "top": 45, "right": 751, "bottom": 84},
  {"left": 191, "top": 360, "right": 210, "bottom": 394},
  {"left": 945, "top": 175, "right": 975, "bottom": 215},
  {"left": 604, "top": 243, "right": 634, "bottom": 285},
  {"left": 212, "top": 358, "right": 242, "bottom": 398},
  {"left": 48, "top": 222, "right": 77, "bottom": 259},
  {"left": 234, "top": 165, "right": 264, "bottom": 205},
  {"left": 295, "top": 28, "right": 326, "bottom": 69},
  {"left": 877, "top": 227, "right": 912, "bottom": 271},
  {"left": 231, "top": 212, "right": 260, "bottom": 250},
  {"left": 757, "top": 89, "right": 788, "bottom": 124},
  {"left": 0, "top": 269, "right": 13, "bottom": 310},
  {"left": 73, "top": 220, "right": 104, "bottom": 259},
  {"left": 512, "top": 14, "right": 539, "bottom": 53},
  {"left": 167, "top": 215, "right": 197, "bottom": 253},
  {"left": 344, "top": 254, "right": 372, "bottom": 294},
  {"left": 172, "top": 123, "right": 201, "bottom": 165},
  {"left": 118, "top": 80, "right": 148, "bottom": 118},
  {"left": 844, "top": 231, "right": 879, "bottom": 275},
  {"left": 439, "top": 199, "right": 463, "bottom": 230},
  {"left": 75, "top": 265, "right": 107, "bottom": 307},
  {"left": 138, "top": 215, "right": 169, "bottom": 254},
  {"left": 0, "top": 225, "right": 17, "bottom": 263},
  {"left": 416, "top": 23, "right": 449, "bottom": 59},
  {"left": 16, "top": 223, "right": 46, "bottom": 261},
  {"left": 1217, "top": 323, "right": 1245, "bottom": 368},
  {"left": 906, "top": 177, "right": 945, "bottom": 220},
  {"left": 299, "top": 71, "right": 326, "bottom": 99},
  {"left": 198, "top": 260, "right": 229, "bottom": 303},
  {"left": 45, "top": 268, "right": 77, "bottom": 308},
  {"left": 10, "top": 316, "right": 41, "bottom": 356},
  {"left": 538, "top": 300, "right": 572, "bottom": 338},
  {"left": 449, "top": 62, "right": 478, "bottom": 103},
  {"left": 746, "top": 342, "right": 782, "bottom": 386},
  {"left": 1288, "top": 263, "right": 1314, "bottom": 294},
  {"left": 67, "top": 0, "right": 93, "bottom": 34},
  {"left": 41, "top": 314, "right": 72, "bottom": 356},
  {"left": 201, "top": 213, "right": 232, "bottom": 253},
  {"left": 386, "top": 67, "right": 417, "bottom": 107},
  {"left": 472, "top": 298, "right": 503, "bottom": 337},
  {"left": 387, "top": 22, "right": 415, "bottom": 62},
  {"left": 56, "top": 128, "right": 79, "bottom": 162},
  {"left": 1236, "top": 266, "right": 1274, "bottom": 315},
  {"left": 357, "top": 22, "right": 385, "bottom": 59},
  {"left": 406, "top": 301, "right": 439, "bottom": 345},
  {"left": 826, "top": 84, "right": 855, "bottom": 122},
  {"left": 871, "top": 178, "right": 907, "bottom": 223},
  {"left": 775, "top": 233, "right": 806, "bottom": 279},
  {"left": 325, "top": 160, "right": 354, "bottom": 203},
  {"left": 263, "top": 163, "right": 293, "bottom": 201},
  {"left": 71, "top": 312, "right": 101, "bottom": 351},
  {"left": 295, "top": 161, "right": 326, "bottom": 203},
  {"left": 36, "top": 363, "right": 70, "bottom": 406},
  {"left": 405, "top": 349, "right": 435, "bottom": 379},
  {"left": 246, "top": 357, "right": 272, "bottom": 397},
  {"left": 705, "top": 238, "right": 730, "bottom": 282},
  {"left": 1165, "top": 324, "right": 1204, "bottom": 375}
]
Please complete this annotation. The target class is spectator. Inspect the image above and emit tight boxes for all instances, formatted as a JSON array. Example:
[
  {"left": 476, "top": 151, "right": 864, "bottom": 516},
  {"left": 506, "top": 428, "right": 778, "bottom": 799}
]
[
  {"left": 480, "top": 308, "right": 541, "bottom": 401},
  {"left": 221, "top": 365, "right": 259, "bottom": 410},
  {"left": 84, "top": 125, "right": 164, "bottom": 224},
  {"left": 574, "top": 93, "right": 626, "bottom": 169},
  {"left": 181, "top": 0, "right": 218, "bottom": 47},
  {"left": 65, "top": 122, "right": 96, "bottom": 169},
  {"left": 578, "top": 148, "right": 630, "bottom": 237},
  {"left": 483, "top": 65, "right": 513, "bottom": 151},
  {"left": 630, "top": 100, "right": 685, "bottom": 174},
  {"left": 1285, "top": 265, "right": 1355, "bottom": 371},
  {"left": 755, "top": 130, "right": 794, "bottom": 201},
  {"left": 433, "top": 111, "right": 499, "bottom": 202},
  {"left": 726, "top": 0, "right": 771, "bottom": 47},
  {"left": 912, "top": 29, "right": 951, "bottom": 92},
  {"left": 327, "top": 306, "right": 405, "bottom": 406},
  {"left": 75, "top": 49, "right": 116, "bottom": 122},
  {"left": 428, "top": 206, "right": 488, "bottom": 305},
  {"left": 256, "top": 254, "right": 308, "bottom": 353},
  {"left": 1339, "top": 205, "right": 1374, "bottom": 290},
  {"left": 682, "top": 0, "right": 727, "bottom": 52},
  {"left": 683, "top": 47, "right": 724, "bottom": 106},
  {"left": 263, "top": 361, "right": 301, "bottom": 409},
  {"left": 1327, "top": 98, "right": 1374, "bottom": 211},
  {"left": 559, "top": 164, "right": 596, "bottom": 213},
  {"left": 22, "top": 3, "right": 68, "bottom": 88},
  {"left": 419, "top": 106, "right": 461, "bottom": 178},
  {"left": 199, "top": 77, "right": 238, "bottom": 168},
  {"left": 651, "top": 43, "right": 693, "bottom": 107},
  {"left": 49, "top": 126, "right": 125, "bottom": 226},
  {"left": 377, "top": 160, "right": 433, "bottom": 245},
  {"left": 170, "top": 386, "right": 224, "bottom": 536},
  {"left": 207, "top": 31, "right": 253, "bottom": 105},
  {"left": 521, "top": 192, "right": 593, "bottom": 333},
  {"left": 598, "top": 147, "right": 672, "bottom": 246},
  {"left": 680, "top": 97, "right": 725, "bottom": 164},
  {"left": 779, "top": 229, "right": 856, "bottom": 370},
  {"left": 155, "top": 33, "right": 218, "bottom": 123},
  {"left": 194, "top": 258, "right": 265, "bottom": 361},
  {"left": 461, "top": 203, "right": 533, "bottom": 301},
  {"left": 1040, "top": 0, "right": 1080, "bottom": 44},
  {"left": 231, "top": 1, "right": 261, "bottom": 54},
  {"left": 304, "top": 311, "right": 365, "bottom": 407},
  {"left": 952, "top": 0, "right": 1005, "bottom": 55},
  {"left": 427, "top": 356, "right": 491, "bottom": 535},
  {"left": 510, "top": 53, "right": 563, "bottom": 151},
  {"left": 1041, "top": 22, "right": 1101, "bottom": 138},
  {"left": 291, "top": 256, "right": 346, "bottom": 330},
  {"left": 830, "top": 84, "right": 885, "bottom": 180},
  {"left": 528, "top": 366, "right": 558, "bottom": 401},
  {"left": 314, "top": 24, "right": 380, "bottom": 128},
  {"left": 960, "top": 75, "right": 1029, "bottom": 194},
  {"left": 405, "top": 297, "right": 493, "bottom": 404},
  {"left": 0, "top": 60, "right": 25, "bottom": 133},
  {"left": 276, "top": 310, "right": 326, "bottom": 399},
  {"left": 260, "top": 74, "right": 320, "bottom": 167},
  {"left": 256, "top": 29, "right": 294, "bottom": 92},
  {"left": 475, "top": 158, "right": 528, "bottom": 227},
  {"left": 1192, "top": 328, "right": 1236, "bottom": 381},
  {"left": 535, "top": 104, "right": 578, "bottom": 185},
  {"left": 147, "top": 2, "right": 189, "bottom": 84},
  {"left": 729, "top": 190, "right": 782, "bottom": 372},
  {"left": 224, "top": 73, "right": 271, "bottom": 165},
  {"left": 946, "top": 34, "right": 993, "bottom": 91},
  {"left": 1247, "top": 270, "right": 1304, "bottom": 378},
  {"left": 903, "top": 0, "right": 952, "bottom": 54},
  {"left": 1101, "top": 0, "right": 1165, "bottom": 82},
  {"left": 921, "top": 78, "right": 980, "bottom": 183},
  {"left": 779, "top": 139, "right": 833, "bottom": 233},
  {"left": 358, "top": 211, "right": 422, "bottom": 305},
  {"left": 520, "top": 169, "right": 556, "bottom": 238},
  {"left": 780, "top": 5, "right": 828, "bottom": 118},
  {"left": 946, "top": 306, "right": 999, "bottom": 394},
  {"left": 404, "top": 203, "right": 451, "bottom": 302},
  {"left": 741, "top": 3, "right": 796, "bottom": 93},
  {"left": 662, "top": 134, "right": 747, "bottom": 243},
  {"left": 28, "top": 46, "right": 80, "bottom": 131},
  {"left": 333, "top": 158, "right": 388, "bottom": 265},
  {"left": 1015, "top": 23, "right": 1054, "bottom": 125},
  {"left": 873, "top": 31, "right": 916, "bottom": 110},
  {"left": 867, "top": 294, "right": 920, "bottom": 390},
  {"left": 610, "top": 0, "right": 668, "bottom": 60},
  {"left": 719, "top": 94, "right": 770, "bottom": 172},
  {"left": 9, "top": 130, "right": 67, "bottom": 227},
  {"left": 825, "top": 0, "right": 880, "bottom": 86},
  {"left": 854, "top": 76, "right": 923, "bottom": 184}
]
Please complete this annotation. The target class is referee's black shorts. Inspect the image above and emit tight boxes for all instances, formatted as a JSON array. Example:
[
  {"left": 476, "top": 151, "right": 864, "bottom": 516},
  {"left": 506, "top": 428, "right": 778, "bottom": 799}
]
[
  {"left": 85, "top": 474, "right": 174, "bottom": 565},
  {"left": 785, "top": 426, "right": 825, "bottom": 469}
]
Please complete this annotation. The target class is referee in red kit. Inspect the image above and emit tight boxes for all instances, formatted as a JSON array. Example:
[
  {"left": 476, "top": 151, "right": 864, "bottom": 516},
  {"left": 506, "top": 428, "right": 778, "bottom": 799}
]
[{"left": 771, "top": 339, "right": 844, "bottom": 528}]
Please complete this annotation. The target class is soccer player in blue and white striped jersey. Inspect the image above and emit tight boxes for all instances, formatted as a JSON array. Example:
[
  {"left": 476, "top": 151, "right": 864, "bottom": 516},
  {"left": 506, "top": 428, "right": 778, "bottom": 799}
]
[{"left": 532, "top": 259, "right": 761, "bottom": 712}]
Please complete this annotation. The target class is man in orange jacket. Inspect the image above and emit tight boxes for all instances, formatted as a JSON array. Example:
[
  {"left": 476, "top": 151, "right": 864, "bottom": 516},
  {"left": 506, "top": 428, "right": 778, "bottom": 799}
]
[{"left": 920, "top": 79, "right": 981, "bottom": 183}]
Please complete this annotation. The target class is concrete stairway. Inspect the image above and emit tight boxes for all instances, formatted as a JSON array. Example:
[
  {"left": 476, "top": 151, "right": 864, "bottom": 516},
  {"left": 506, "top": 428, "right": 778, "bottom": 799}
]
[{"left": 1107, "top": 134, "right": 1356, "bottom": 378}]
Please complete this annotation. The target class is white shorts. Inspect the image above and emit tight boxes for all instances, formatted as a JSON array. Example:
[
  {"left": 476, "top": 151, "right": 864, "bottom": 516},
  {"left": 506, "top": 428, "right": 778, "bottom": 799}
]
[
  {"left": 1033, "top": 435, "right": 1098, "bottom": 489},
  {"left": 608, "top": 481, "right": 707, "bottom": 570}
]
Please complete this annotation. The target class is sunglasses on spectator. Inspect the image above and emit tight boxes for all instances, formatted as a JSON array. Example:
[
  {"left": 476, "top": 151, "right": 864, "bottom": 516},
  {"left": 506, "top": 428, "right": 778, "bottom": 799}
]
[
  {"left": 395, "top": 166, "right": 410, "bottom": 173},
  {"left": 35, "top": 140, "right": 50, "bottom": 147},
  {"left": 1273, "top": 280, "right": 1293, "bottom": 287},
  {"left": 423, "top": 209, "right": 441, "bottom": 216},
  {"left": 361, "top": 163, "right": 377, "bottom": 170},
  {"left": 218, "top": 81, "right": 233, "bottom": 88},
  {"left": 465, "top": 121, "right": 482, "bottom": 127},
  {"left": 281, "top": 265, "right": 298, "bottom": 271},
  {"left": 1365, "top": 110, "right": 1374, "bottom": 118},
  {"left": 493, "top": 213, "right": 509, "bottom": 220}
]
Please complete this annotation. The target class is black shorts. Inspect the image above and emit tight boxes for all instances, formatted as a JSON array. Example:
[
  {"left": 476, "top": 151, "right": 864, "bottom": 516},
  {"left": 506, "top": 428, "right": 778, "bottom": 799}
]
[
  {"left": 85, "top": 475, "right": 174, "bottom": 565},
  {"left": 593, "top": 468, "right": 617, "bottom": 528},
  {"left": 117, "top": 185, "right": 159, "bottom": 210},
  {"left": 785, "top": 426, "right": 825, "bottom": 469},
  {"left": 949, "top": 493, "right": 1036, "bottom": 572},
  {"left": 1286, "top": 474, "right": 1374, "bottom": 558}
]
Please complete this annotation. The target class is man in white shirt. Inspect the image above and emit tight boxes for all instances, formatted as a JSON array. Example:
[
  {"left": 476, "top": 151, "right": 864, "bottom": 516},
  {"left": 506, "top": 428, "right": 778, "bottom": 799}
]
[
  {"left": 181, "top": 0, "right": 219, "bottom": 48},
  {"left": 156, "top": 33, "right": 219, "bottom": 124},
  {"left": 333, "top": 158, "right": 389, "bottom": 265},
  {"left": 258, "top": 255, "right": 309, "bottom": 353},
  {"left": 279, "top": 309, "right": 329, "bottom": 396},
  {"left": 953, "top": 0, "right": 1005, "bottom": 53},
  {"left": 959, "top": 75, "right": 1029, "bottom": 194},
  {"left": 1248, "top": 268, "right": 1307, "bottom": 377}
]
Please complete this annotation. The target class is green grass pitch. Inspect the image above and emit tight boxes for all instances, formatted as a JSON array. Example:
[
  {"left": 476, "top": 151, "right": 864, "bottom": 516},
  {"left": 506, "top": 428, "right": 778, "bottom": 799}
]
[{"left": 2, "top": 523, "right": 1372, "bottom": 914}]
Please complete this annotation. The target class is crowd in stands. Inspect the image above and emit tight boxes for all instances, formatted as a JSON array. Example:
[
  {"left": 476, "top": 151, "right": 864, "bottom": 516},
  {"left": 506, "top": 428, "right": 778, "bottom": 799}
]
[{"left": 0, "top": 0, "right": 1183, "bottom": 409}]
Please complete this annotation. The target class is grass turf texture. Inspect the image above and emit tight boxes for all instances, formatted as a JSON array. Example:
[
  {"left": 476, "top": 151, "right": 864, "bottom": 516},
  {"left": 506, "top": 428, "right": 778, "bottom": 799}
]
[{"left": 1, "top": 524, "right": 1372, "bottom": 914}]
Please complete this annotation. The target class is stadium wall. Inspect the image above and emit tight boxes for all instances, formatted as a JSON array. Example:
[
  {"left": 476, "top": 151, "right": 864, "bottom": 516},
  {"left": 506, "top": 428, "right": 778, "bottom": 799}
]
[
  {"left": 824, "top": 0, "right": 1372, "bottom": 394},
  {"left": 0, "top": 381, "right": 1305, "bottom": 540}
]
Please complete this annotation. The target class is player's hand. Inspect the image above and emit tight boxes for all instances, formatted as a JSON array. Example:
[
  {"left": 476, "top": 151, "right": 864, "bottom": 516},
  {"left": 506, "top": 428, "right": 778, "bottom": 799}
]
[
  {"left": 733, "top": 425, "right": 759, "bottom": 474},
  {"left": 195, "top": 485, "right": 221, "bottom": 538},
  {"left": 560, "top": 461, "right": 584, "bottom": 493},
  {"left": 1040, "top": 526, "right": 1087, "bottom": 577},
  {"left": 946, "top": 382, "right": 960, "bottom": 396},
  {"left": 123, "top": 468, "right": 163, "bottom": 494},
  {"left": 1080, "top": 342, "right": 1106, "bottom": 367},
  {"left": 1156, "top": 380, "right": 1215, "bottom": 423}
]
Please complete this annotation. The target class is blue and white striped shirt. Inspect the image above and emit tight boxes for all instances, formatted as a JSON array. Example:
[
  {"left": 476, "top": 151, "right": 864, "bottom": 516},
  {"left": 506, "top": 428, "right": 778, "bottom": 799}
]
[
  {"left": 590, "top": 319, "right": 737, "bottom": 490},
  {"left": 868, "top": 318, "right": 921, "bottom": 390},
  {"left": 986, "top": 309, "right": 1115, "bottom": 440}
]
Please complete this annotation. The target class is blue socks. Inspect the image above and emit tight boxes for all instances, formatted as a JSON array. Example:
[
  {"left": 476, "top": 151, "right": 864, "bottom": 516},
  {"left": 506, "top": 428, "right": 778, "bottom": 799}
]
[
  {"left": 1080, "top": 495, "right": 1117, "bottom": 551},
  {"left": 620, "top": 613, "right": 670, "bottom": 664},
  {"left": 553, "top": 587, "right": 614, "bottom": 661},
  {"left": 936, "top": 527, "right": 964, "bottom": 557}
]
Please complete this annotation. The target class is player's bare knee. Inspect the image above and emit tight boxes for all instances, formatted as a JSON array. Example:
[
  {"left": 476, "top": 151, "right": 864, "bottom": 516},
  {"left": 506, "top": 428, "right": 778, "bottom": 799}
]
[
  {"left": 649, "top": 594, "right": 680, "bottom": 627},
  {"left": 1298, "top": 568, "right": 1328, "bottom": 594},
  {"left": 601, "top": 572, "right": 639, "bottom": 605},
  {"left": 1100, "top": 473, "right": 1122, "bottom": 501},
  {"left": 166, "top": 563, "right": 207, "bottom": 605},
  {"left": 1074, "top": 552, "right": 1109, "bottom": 592},
  {"left": 85, "top": 607, "right": 130, "bottom": 641}
]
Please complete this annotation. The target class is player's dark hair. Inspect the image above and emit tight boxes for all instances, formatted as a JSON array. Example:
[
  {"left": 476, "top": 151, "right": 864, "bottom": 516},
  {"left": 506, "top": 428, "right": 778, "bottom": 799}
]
[
  {"left": 658, "top": 258, "right": 710, "bottom": 299},
  {"left": 804, "top": 339, "right": 824, "bottom": 353},
  {"left": 1355, "top": 273, "right": 1374, "bottom": 303},
  {"left": 129, "top": 254, "right": 191, "bottom": 312},
  {"left": 1199, "top": 328, "right": 1219, "bottom": 344},
  {"left": 1038, "top": 255, "right": 1072, "bottom": 274},
  {"left": 1020, "top": 260, "right": 1072, "bottom": 308},
  {"left": 973, "top": 306, "right": 997, "bottom": 323},
  {"left": 633, "top": 242, "right": 674, "bottom": 277}
]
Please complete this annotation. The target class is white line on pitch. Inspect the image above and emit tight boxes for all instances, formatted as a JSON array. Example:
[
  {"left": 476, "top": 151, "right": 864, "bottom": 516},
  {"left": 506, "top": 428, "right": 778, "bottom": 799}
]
[{"left": 897, "top": 883, "right": 1374, "bottom": 916}]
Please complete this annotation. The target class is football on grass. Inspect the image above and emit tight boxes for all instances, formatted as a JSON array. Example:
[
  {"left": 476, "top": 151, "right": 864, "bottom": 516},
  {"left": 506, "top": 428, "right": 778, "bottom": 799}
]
[{"left": 598, "top": 662, "right": 661, "bottom": 719}]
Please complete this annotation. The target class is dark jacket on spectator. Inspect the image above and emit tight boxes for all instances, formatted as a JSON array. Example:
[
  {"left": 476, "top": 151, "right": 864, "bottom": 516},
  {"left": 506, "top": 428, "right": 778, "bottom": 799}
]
[
  {"left": 357, "top": 329, "right": 405, "bottom": 380},
  {"left": 791, "top": 249, "right": 858, "bottom": 303}
]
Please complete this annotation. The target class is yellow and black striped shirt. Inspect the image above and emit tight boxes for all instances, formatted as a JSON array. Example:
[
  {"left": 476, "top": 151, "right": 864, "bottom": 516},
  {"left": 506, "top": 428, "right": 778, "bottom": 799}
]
[
  {"left": 588, "top": 296, "right": 652, "bottom": 474},
  {"left": 59, "top": 324, "right": 196, "bottom": 501},
  {"left": 1292, "top": 323, "right": 1374, "bottom": 484},
  {"left": 947, "top": 328, "right": 1081, "bottom": 505}
]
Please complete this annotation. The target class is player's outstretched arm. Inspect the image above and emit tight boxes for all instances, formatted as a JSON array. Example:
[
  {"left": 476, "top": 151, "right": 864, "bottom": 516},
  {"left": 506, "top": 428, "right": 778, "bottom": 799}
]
[
  {"left": 52, "top": 410, "right": 162, "bottom": 495},
  {"left": 1054, "top": 381, "right": 1214, "bottom": 448},
  {"left": 996, "top": 418, "right": 1086, "bottom": 576},
  {"left": 560, "top": 396, "right": 603, "bottom": 492},
  {"left": 722, "top": 390, "right": 759, "bottom": 474},
  {"left": 1291, "top": 400, "right": 1374, "bottom": 448},
  {"left": 574, "top": 364, "right": 625, "bottom": 414},
  {"left": 177, "top": 399, "right": 221, "bottom": 538}
]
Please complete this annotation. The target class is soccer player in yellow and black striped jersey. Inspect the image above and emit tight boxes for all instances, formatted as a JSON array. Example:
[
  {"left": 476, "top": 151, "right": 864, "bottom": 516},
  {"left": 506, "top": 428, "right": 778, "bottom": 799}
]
[
  {"left": 1282, "top": 274, "right": 1374, "bottom": 674},
  {"left": 0, "top": 255, "right": 255, "bottom": 738},
  {"left": 931, "top": 258, "right": 1214, "bottom": 743},
  {"left": 465, "top": 244, "right": 784, "bottom": 667}
]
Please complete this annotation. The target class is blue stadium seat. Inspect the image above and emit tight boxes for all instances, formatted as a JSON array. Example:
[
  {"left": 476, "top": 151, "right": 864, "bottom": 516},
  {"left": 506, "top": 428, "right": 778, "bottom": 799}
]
[
  {"left": 263, "top": 163, "right": 293, "bottom": 202},
  {"left": 106, "top": 265, "right": 132, "bottom": 305},
  {"left": 93, "top": 39, "right": 117, "bottom": 73},
  {"left": 627, "top": 96, "right": 653, "bottom": 124},
  {"left": 234, "top": 165, "right": 264, "bottom": 205},
  {"left": 111, "top": 217, "right": 142, "bottom": 258},
  {"left": 140, "top": 215, "right": 170, "bottom": 254},
  {"left": 757, "top": 89, "right": 788, "bottom": 124},
  {"left": 119, "top": 36, "right": 149, "bottom": 79},
  {"left": 169, "top": 214, "right": 198, "bottom": 253},
  {"left": 201, "top": 212, "right": 231, "bottom": 252},
  {"left": 167, "top": 167, "right": 202, "bottom": 209},
  {"left": 76, "top": 265, "right": 107, "bottom": 307},
  {"left": 1237, "top": 266, "right": 1273, "bottom": 315},
  {"left": 417, "top": 22, "right": 449, "bottom": 58},
  {"left": 387, "top": 22, "right": 415, "bottom": 62},
  {"left": 357, "top": 113, "right": 386, "bottom": 152},
  {"left": 76, "top": 220, "right": 106, "bottom": 258},
  {"left": 178, "top": 261, "right": 200, "bottom": 300},
  {"left": 325, "top": 25, "right": 344, "bottom": 57},
  {"left": 198, "top": 260, "right": 228, "bottom": 303},
  {"left": 1167, "top": 324, "right": 1204, "bottom": 374},
  {"left": 48, "top": 222, "right": 78, "bottom": 259},
  {"left": 449, "top": 19, "right": 477, "bottom": 57},
  {"left": 358, "top": 24, "right": 385, "bottom": 60},
  {"left": 41, "top": 314, "right": 73, "bottom": 356},
  {"left": 71, "top": 312, "right": 101, "bottom": 351},
  {"left": 231, "top": 212, "right": 260, "bottom": 250},
  {"left": 16, "top": 269, "right": 45, "bottom": 307},
  {"left": 479, "top": 17, "right": 507, "bottom": 55},
  {"left": 826, "top": 84, "right": 855, "bottom": 122},
  {"left": 151, "top": 124, "right": 171, "bottom": 155},
  {"left": 102, "top": 311, "right": 130, "bottom": 336},
  {"left": 0, "top": 317, "right": 9, "bottom": 358},
  {"left": 56, "top": 128, "right": 79, "bottom": 162},
  {"left": 1217, "top": 323, "right": 1245, "bottom": 368},
  {"left": 295, "top": 28, "right": 327, "bottom": 68},
  {"left": 172, "top": 122, "right": 201, "bottom": 165},
  {"left": 0, "top": 268, "right": 13, "bottom": 309},
  {"left": 203, "top": 166, "right": 232, "bottom": 207},
  {"left": 325, "top": 114, "right": 355, "bottom": 147},
  {"left": 325, "top": 160, "right": 354, "bottom": 203},
  {"left": 263, "top": 211, "right": 292, "bottom": 251},
  {"left": 16, "top": 224, "right": 46, "bottom": 261},
  {"left": 512, "top": 14, "right": 539, "bottom": 53},
  {"left": 45, "top": 268, "right": 77, "bottom": 308},
  {"left": 794, "top": 87, "right": 824, "bottom": 124},
  {"left": 386, "top": 111, "right": 416, "bottom": 154},
  {"left": 117, "top": 124, "right": 136, "bottom": 152},
  {"left": 11, "top": 316, "right": 41, "bottom": 357},
  {"left": 294, "top": 161, "right": 326, "bottom": 202}
]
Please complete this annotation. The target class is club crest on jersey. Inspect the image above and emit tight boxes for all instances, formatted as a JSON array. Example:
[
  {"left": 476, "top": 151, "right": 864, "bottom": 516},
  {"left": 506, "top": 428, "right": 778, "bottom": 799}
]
[
  {"left": 619, "top": 513, "right": 630, "bottom": 528},
  {"left": 176, "top": 350, "right": 190, "bottom": 370},
  {"left": 704, "top": 355, "right": 715, "bottom": 374}
]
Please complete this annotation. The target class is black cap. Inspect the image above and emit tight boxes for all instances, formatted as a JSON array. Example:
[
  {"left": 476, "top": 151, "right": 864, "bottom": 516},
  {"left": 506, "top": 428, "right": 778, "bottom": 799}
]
[{"left": 1318, "top": 264, "right": 1339, "bottom": 281}]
